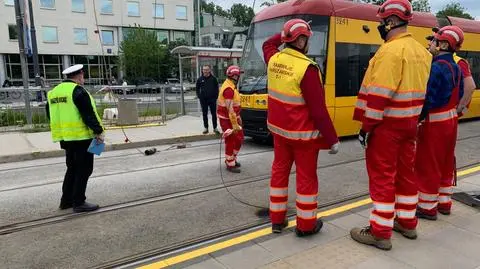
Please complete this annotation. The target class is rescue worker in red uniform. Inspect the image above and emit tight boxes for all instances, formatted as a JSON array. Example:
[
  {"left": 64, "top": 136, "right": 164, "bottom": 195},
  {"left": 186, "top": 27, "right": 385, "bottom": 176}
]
[
  {"left": 217, "top": 65, "right": 244, "bottom": 173},
  {"left": 263, "top": 19, "right": 339, "bottom": 237},
  {"left": 416, "top": 26, "right": 465, "bottom": 220},
  {"left": 350, "top": 0, "right": 432, "bottom": 250}
]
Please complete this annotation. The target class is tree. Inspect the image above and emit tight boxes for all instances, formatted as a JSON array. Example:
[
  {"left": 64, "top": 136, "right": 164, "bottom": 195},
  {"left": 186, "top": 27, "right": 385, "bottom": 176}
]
[
  {"left": 201, "top": 0, "right": 229, "bottom": 17},
  {"left": 436, "top": 2, "right": 474, "bottom": 20},
  {"left": 230, "top": 4, "right": 255, "bottom": 27},
  {"left": 261, "top": 0, "right": 288, "bottom": 7},
  {"left": 360, "top": 0, "right": 430, "bottom": 12},
  {"left": 119, "top": 25, "right": 165, "bottom": 84}
]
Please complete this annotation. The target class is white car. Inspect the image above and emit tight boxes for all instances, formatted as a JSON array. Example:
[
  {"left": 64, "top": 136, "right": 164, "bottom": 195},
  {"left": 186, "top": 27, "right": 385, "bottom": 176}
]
[{"left": 165, "top": 78, "right": 187, "bottom": 93}]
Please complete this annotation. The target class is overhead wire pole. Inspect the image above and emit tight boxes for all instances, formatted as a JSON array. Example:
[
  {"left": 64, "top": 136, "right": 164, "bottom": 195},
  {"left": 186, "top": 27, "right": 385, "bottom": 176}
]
[
  {"left": 14, "top": 0, "right": 32, "bottom": 125},
  {"left": 27, "top": 0, "right": 41, "bottom": 87}
]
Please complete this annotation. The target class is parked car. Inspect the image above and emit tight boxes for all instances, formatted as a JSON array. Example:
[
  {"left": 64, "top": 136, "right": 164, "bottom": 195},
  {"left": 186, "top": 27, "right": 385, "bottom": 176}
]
[{"left": 164, "top": 78, "right": 187, "bottom": 93}]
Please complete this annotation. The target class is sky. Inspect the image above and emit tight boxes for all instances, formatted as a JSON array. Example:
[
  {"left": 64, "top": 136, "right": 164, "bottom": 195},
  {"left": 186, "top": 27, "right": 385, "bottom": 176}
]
[{"left": 216, "top": 0, "right": 480, "bottom": 20}]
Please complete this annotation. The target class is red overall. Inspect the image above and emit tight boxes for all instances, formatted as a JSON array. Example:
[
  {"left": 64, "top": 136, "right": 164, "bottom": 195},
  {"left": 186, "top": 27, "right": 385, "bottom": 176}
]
[{"left": 416, "top": 60, "right": 461, "bottom": 216}]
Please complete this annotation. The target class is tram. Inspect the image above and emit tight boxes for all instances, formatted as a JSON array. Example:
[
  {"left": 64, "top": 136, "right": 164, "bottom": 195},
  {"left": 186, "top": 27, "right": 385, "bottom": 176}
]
[{"left": 237, "top": 0, "right": 480, "bottom": 140}]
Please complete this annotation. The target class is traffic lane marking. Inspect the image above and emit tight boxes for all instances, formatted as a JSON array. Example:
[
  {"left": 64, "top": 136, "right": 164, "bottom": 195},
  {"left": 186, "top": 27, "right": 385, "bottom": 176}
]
[{"left": 137, "top": 165, "right": 480, "bottom": 269}]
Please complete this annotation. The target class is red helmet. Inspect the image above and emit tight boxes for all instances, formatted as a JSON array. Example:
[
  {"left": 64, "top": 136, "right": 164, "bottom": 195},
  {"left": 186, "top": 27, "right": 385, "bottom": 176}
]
[
  {"left": 377, "top": 0, "right": 413, "bottom": 21},
  {"left": 226, "top": 65, "right": 242, "bottom": 77},
  {"left": 434, "top": 25, "right": 464, "bottom": 51},
  {"left": 281, "top": 18, "right": 312, "bottom": 43}
]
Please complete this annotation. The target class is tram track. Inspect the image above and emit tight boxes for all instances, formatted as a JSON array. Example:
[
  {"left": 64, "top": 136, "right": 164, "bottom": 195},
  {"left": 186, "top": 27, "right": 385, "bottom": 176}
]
[{"left": 2, "top": 134, "right": 480, "bottom": 236}]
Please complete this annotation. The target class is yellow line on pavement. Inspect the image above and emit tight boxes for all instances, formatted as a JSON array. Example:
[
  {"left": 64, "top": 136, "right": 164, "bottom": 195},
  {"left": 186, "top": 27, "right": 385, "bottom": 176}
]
[{"left": 137, "top": 164, "right": 480, "bottom": 269}]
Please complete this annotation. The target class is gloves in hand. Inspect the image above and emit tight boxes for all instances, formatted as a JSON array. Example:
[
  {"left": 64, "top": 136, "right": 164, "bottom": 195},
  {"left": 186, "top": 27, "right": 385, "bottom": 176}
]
[
  {"left": 358, "top": 129, "right": 370, "bottom": 149},
  {"left": 329, "top": 142, "right": 339, "bottom": 154},
  {"left": 95, "top": 133, "right": 105, "bottom": 144}
]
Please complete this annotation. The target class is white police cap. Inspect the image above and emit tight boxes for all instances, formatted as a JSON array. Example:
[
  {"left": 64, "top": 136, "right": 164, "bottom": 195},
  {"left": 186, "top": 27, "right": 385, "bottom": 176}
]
[{"left": 62, "top": 64, "right": 84, "bottom": 75}]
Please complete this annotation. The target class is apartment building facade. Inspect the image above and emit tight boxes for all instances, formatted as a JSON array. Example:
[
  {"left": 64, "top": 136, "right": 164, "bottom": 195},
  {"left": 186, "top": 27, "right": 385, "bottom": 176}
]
[
  {"left": 200, "top": 13, "right": 246, "bottom": 49},
  {"left": 0, "top": 0, "right": 194, "bottom": 85}
]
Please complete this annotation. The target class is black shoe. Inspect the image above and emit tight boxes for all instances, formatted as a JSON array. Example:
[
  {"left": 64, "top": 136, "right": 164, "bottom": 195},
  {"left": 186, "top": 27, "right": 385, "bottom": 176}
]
[
  {"left": 295, "top": 219, "right": 323, "bottom": 237},
  {"left": 214, "top": 128, "right": 220, "bottom": 135},
  {"left": 73, "top": 202, "right": 99, "bottom": 213},
  {"left": 272, "top": 219, "right": 289, "bottom": 233},
  {"left": 59, "top": 202, "right": 73, "bottom": 210},
  {"left": 202, "top": 128, "right": 208, "bottom": 134},
  {"left": 235, "top": 161, "right": 241, "bottom": 168},
  {"left": 416, "top": 210, "right": 437, "bottom": 220},
  {"left": 227, "top": 166, "right": 241, "bottom": 173}
]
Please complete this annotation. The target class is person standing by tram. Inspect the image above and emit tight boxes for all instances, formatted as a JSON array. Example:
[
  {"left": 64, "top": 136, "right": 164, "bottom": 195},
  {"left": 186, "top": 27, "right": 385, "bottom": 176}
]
[
  {"left": 46, "top": 64, "right": 104, "bottom": 213},
  {"left": 350, "top": 0, "right": 432, "bottom": 250},
  {"left": 217, "top": 65, "right": 244, "bottom": 173},
  {"left": 416, "top": 26, "right": 465, "bottom": 220},
  {"left": 263, "top": 19, "right": 339, "bottom": 237}
]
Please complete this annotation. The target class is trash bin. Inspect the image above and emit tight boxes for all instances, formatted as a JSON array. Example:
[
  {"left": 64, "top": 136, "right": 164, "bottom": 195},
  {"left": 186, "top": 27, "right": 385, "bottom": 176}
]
[{"left": 117, "top": 98, "right": 139, "bottom": 125}]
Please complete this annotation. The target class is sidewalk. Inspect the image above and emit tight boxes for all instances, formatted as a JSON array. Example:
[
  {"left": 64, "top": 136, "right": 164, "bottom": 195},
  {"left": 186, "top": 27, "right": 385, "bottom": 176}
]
[
  {"left": 0, "top": 115, "right": 217, "bottom": 163},
  {"left": 180, "top": 173, "right": 480, "bottom": 269}
]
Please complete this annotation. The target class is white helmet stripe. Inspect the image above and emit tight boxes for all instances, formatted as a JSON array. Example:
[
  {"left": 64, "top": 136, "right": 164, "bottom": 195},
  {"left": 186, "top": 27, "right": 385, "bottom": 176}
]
[
  {"left": 443, "top": 30, "right": 460, "bottom": 42},
  {"left": 384, "top": 3, "right": 407, "bottom": 12},
  {"left": 289, "top": 23, "right": 309, "bottom": 33}
]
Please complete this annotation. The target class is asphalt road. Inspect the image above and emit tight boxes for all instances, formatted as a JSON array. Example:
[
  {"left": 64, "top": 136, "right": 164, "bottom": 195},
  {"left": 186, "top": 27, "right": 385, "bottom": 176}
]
[{"left": 0, "top": 120, "right": 479, "bottom": 269}]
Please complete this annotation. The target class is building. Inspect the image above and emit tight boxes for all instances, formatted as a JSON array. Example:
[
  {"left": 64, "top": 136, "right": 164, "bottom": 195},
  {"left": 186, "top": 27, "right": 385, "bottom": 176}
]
[
  {"left": 200, "top": 13, "right": 246, "bottom": 49},
  {"left": 0, "top": 0, "right": 194, "bottom": 86}
]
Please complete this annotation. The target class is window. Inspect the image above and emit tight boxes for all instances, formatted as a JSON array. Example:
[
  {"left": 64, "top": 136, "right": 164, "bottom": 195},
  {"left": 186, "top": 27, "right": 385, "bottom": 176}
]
[
  {"left": 4, "top": 0, "right": 14, "bottom": 6},
  {"left": 153, "top": 3, "right": 164, "bottom": 18},
  {"left": 214, "top": 33, "right": 221, "bottom": 40},
  {"left": 8, "top": 24, "right": 18, "bottom": 40},
  {"left": 457, "top": 51, "right": 480, "bottom": 90},
  {"left": 72, "top": 0, "right": 85, "bottom": 12},
  {"left": 174, "top": 31, "right": 186, "bottom": 41},
  {"left": 40, "top": 0, "right": 55, "bottom": 9},
  {"left": 42, "top": 26, "right": 58, "bottom": 43},
  {"left": 127, "top": 1, "right": 139, "bottom": 16},
  {"left": 100, "top": 0, "right": 112, "bottom": 14},
  {"left": 101, "top": 30, "right": 114, "bottom": 45},
  {"left": 156, "top": 30, "right": 168, "bottom": 44},
  {"left": 73, "top": 28, "right": 88, "bottom": 44},
  {"left": 335, "top": 43, "right": 379, "bottom": 97},
  {"left": 176, "top": 5, "right": 187, "bottom": 20}
]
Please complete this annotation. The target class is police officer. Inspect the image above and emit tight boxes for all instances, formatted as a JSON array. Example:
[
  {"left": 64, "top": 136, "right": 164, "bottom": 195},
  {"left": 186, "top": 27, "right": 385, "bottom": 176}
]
[
  {"left": 46, "top": 64, "right": 104, "bottom": 213},
  {"left": 350, "top": 0, "right": 432, "bottom": 250},
  {"left": 416, "top": 26, "right": 465, "bottom": 220}
]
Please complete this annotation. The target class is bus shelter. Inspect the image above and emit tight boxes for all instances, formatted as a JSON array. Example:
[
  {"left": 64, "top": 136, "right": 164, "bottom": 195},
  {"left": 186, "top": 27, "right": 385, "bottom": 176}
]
[{"left": 171, "top": 46, "right": 243, "bottom": 115}]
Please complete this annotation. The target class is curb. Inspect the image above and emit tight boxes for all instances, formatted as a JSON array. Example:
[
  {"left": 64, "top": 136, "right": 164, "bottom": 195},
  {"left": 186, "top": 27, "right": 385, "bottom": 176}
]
[{"left": 0, "top": 133, "right": 218, "bottom": 164}]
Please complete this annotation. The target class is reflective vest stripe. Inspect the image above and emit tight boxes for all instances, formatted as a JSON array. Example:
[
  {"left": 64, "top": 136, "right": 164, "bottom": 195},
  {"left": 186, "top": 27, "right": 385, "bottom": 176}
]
[
  {"left": 370, "top": 214, "right": 394, "bottom": 227},
  {"left": 428, "top": 109, "right": 457, "bottom": 122},
  {"left": 296, "top": 193, "right": 317, "bottom": 204},
  {"left": 365, "top": 107, "right": 384, "bottom": 120},
  {"left": 270, "top": 187, "right": 288, "bottom": 197},
  {"left": 356, "top": 99, "right": 367, "bottom": 110},
  {"left": 267, "top": 122, "right": 321, "bottom": 140},
  {"left": 438, "top": 195, "right": 452, "bottom": 204},
  {"left": 396, "top": 195, "right": 419, "bottom": 205},
  {"left": 268, "top": 88, "right": 305, "bottom": 105},
  {"left": 373, "top": 202, "right": 395, "bottom": 213},
  {"left": 439, "top": 186, "right": 454, "bottom": 194},
  {"left": 396, "top": 209, "right": 416, "bottom": 219},
  {"left": 418, "top": 202, "right": 438, "bottom": 210},
  {"left": 419, "top": 192, "right": 438, "bottom": 202},
  {"left": 367, "top": 86, "right": 395, "bottom": 98},
  {"left": 384, "top": 105, "right": 423, "bottom": 118},
  {"left": 297, "top": 207, "right": 317, "bottom": 220},
  {"left": 270, "top": 202, "right": 287, "bottom": 212},
  {"left": 392, "top": 91, "right": 425, "bottom": 101}
]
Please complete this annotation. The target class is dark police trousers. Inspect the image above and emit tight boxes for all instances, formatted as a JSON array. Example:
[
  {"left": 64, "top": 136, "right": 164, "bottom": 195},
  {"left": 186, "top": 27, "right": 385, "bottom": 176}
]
[
  {"left": 61, "top": 140, "right": 94, "bottom": 206},
  {"left": 200, "top": 98, "right": 217, "bottom": 129}
]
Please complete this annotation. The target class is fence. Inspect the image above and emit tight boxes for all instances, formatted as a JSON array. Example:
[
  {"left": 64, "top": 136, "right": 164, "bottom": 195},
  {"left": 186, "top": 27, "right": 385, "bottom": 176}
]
[{"left": 0, "top": 83, "right": 202, "bottom": 133}]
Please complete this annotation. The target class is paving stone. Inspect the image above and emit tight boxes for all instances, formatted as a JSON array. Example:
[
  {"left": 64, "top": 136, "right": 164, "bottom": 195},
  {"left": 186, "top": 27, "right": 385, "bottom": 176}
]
[
  {"left": 255, "top": 223, "right": 346, "bottom": 259},
  {"left": 462, "top": 176, "right": 480, "bottom": 186},
  {"left": 257, "top": 260, "right": 293, "bottom": 269},
  {"left": 424, "top": 226, "right": 480, "bottom": 262},
  {"left": 415, "top": 218, "right": 453, "bottom": 238},
  {"left": 385, "top": 233, "right": 479, "bottom": 269},
  {"left": 354, "top": 208, "right": 372, "bottom": 219},
  {"left": 182, "top": 258, "right": 227, "bottom": 269},
  {"left": 212, "top": 243, "right": 278, "bottom": 269},
  {"left": 454, "top": 182, "right": 480, "bottom": 193},
  {"left": 329, "top": 213, "right": 368, "bottom": 231},
  {"left": 349, "top": 254, "right": 414, "bottom": 269}
]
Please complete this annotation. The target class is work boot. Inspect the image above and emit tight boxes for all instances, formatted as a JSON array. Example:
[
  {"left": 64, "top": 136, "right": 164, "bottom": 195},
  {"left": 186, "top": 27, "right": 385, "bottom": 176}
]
[
  {"left": 350, "top": 226, "right": 392, "bottom": 250},
  {"left": 59, "top": 201, "right": 73, "bottom": 210},
  {"left": 73, "top": 202, "right": 99, "bottom": 213},
  {"left": 295, "top": 219, "right": 323, "bottom": 237},
  {"left": 235, "top": 161, "right": 241, "bottom": 168},
  {"left": 214, "top": 128, "right": 220, "bottom": 135},
  {"left": 393, "top": 220, "right": 417, "bottom": 240},
  {"left": 272, "top": 219, "right": 289, "bottom": 233},
  {"left": 202, "top": 128, "right": 208, "bottom": 134},
  {"left": 416, "top": 210, "right": 437, "bottom": 220},
  {"left": 226, "top": 166, "right": 241, "bottom": 173},
  {"left": 438, "top": 208, "right": 451, "bottom": 215}
]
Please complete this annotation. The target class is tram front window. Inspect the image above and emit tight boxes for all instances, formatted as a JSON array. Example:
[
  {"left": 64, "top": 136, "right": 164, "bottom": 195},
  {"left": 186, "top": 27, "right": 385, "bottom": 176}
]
[{"left": 239, "top": 15, "right": 329, "bottom": 94}]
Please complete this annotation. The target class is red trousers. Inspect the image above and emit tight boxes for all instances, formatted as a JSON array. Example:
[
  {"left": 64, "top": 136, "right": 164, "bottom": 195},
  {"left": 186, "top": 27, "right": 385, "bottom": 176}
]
[
  {"left": 220, "top": 119, "right": 244, "bottom": 167},
  {"left": 366, "top": 124, "right": 418, "bottom": 239},
  {"left": 269, "top": 135, "right": 321, "bottom": 232},
  {"left": 416, "top": 119, "right": 457, "bottom": 216}
]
